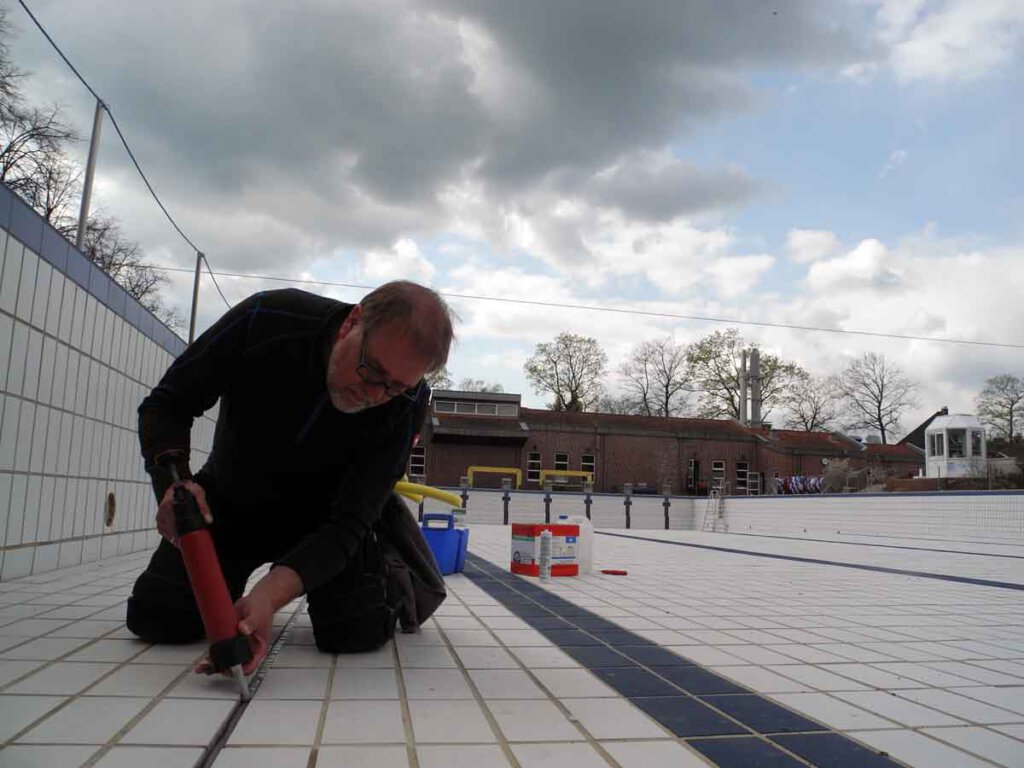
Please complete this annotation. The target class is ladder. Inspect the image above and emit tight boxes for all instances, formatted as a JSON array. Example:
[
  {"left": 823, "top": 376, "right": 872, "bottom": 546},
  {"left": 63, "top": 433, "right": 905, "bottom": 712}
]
[{"left": 702, "top": 484, "right": 729, "bottom": 532}]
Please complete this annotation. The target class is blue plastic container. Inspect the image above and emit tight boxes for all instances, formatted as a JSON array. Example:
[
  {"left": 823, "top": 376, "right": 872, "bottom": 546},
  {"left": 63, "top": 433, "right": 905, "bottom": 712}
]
[{"left": 421, "top": 512, "right": 469, "bottom": 575}]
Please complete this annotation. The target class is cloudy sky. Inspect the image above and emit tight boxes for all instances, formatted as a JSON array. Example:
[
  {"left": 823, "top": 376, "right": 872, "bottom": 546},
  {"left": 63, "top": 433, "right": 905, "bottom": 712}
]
[{"left": 6, "top": 0, "right": 1023, "bottom": 433}]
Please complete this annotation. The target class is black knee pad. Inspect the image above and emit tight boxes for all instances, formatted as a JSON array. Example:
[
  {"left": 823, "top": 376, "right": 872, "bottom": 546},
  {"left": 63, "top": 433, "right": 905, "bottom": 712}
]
[
  {"left": 308, "top": 574, "right": 397, "bottom": 654},
  {"left": 126, "top": 571, "right": 205, "bottom": 644}
]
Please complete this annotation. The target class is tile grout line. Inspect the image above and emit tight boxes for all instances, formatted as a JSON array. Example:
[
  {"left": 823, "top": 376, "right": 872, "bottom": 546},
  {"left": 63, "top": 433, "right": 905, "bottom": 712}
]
[
  {"left": 0, "top": 580, "right": 160, "bottom": 747},
  {"left": 428, "top": 606, "right": 529, "bottom": 768},
  {"left": 468, "top": 540, "right": 1015, "bottom": 768},
  {"left": 193, "top": 597, "right": 306, "bottom": 767},
  {"left": 306, "top": 642, "right": 337, "bottom": 768},
  {"left": 463, "top": 554, "right": 888, "bottom": 766},
  {"left": 391, "top": 630, "right": 421, "bottom": 768},
  {"left": 444, "top": 580, "right": 670, "bottom": 767}
]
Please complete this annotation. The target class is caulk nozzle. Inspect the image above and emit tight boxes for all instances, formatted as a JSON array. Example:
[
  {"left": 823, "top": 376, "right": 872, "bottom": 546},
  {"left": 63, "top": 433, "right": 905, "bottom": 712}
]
[{"left": 231, "top": 665, "right": 250, "bottom": 701}]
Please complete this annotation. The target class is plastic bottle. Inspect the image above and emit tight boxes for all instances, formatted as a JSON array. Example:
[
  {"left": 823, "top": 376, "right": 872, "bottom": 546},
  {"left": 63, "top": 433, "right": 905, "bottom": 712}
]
[
  {"left": 567, "top": 514, "right": 594, "bottom": 574},
  {"left": 538, "top": 530, "right": 552, "bottom": 581}
]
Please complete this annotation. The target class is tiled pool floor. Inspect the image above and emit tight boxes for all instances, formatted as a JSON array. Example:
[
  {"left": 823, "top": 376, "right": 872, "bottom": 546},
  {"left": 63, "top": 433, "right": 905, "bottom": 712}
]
[{"left": 1, "top": 526, "right": 1021, "bottom": 767}]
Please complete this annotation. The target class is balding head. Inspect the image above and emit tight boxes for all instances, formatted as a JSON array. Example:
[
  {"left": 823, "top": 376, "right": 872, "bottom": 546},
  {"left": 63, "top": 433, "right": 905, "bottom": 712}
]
[{"left": 359, "top": 280, "right": 455, "bottom": 373}]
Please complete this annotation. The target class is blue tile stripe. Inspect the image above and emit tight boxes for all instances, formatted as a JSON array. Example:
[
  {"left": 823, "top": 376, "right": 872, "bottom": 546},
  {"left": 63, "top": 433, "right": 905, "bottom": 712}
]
[
  {"left": 462, "top": 552, "right": 901, "bottom": 767},
  {"left": 597, "top": 531, "right": 1024, "bottom": 592},
  {"left": 1, "top": 181, "right": 186, "bottom": 357}
]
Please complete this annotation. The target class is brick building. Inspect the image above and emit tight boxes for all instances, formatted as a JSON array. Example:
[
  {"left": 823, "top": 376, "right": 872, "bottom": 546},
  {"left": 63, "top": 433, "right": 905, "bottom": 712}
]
[{"left": 411, "top": 390, "right": 923, "bottom": 494}]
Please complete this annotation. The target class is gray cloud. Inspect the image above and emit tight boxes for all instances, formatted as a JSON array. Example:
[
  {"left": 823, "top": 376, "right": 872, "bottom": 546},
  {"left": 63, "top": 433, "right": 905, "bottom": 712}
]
[
  {"left": 10, "top": 0, "right": 862, "bottom": 271},
  {"left": 582, "top": 155, "right": 759, "bottom": 221}
]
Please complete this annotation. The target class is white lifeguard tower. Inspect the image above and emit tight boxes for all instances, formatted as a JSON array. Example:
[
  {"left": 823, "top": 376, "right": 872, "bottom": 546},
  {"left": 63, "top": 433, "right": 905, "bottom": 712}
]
[{"left": 924, "top": 414, "right": 987, "bottom": 478}]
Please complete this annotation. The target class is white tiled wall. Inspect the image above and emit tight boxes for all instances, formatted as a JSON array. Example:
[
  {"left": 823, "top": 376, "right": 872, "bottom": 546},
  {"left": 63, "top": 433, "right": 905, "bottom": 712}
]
[
  {"left": 0, "top": 226, "right": 216, "bottom": 581},
  {"left": 717, "top": 493, "right": 1024, "bottom": 543},
  {"left": 457, "top": 488, "right": 1024, "bottom": 543}
]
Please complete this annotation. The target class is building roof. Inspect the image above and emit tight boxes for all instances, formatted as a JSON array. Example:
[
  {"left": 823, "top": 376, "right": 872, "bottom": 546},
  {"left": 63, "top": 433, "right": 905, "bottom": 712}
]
[
  {"left": 520, "top": 408, "right": 756, "bottom": 439},
  {"left": 429, "top": 413, "right": 529, "bottom": 442},
  {"left": 926, "top": 414, "right": 985, "bottom": 432},
  {"left": 864, "top": 443, "right": 924, "bottom": 462},
  {"left": 755, "top": 429, "right": 862, "bottom": 454},
  {"left": 432, "top": 389, "right": 521, "bottom": 403},
  {"left": 900, "top": 407, "right": 948, "bottom": 450}
]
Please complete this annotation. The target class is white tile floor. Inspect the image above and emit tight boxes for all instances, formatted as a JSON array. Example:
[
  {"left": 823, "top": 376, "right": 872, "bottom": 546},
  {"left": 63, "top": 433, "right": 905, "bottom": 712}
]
[{"left": 0, "top": 526, "right": 1020, "bottom": 767}]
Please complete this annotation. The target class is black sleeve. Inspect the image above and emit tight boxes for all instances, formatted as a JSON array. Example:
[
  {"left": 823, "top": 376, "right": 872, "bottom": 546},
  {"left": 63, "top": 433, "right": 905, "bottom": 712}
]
[
  {"left": 137, "top": 293, "right": 262, "bottom": 501},
  {"left": 274, "top": 386, "right": 430, "bottom": 592}
]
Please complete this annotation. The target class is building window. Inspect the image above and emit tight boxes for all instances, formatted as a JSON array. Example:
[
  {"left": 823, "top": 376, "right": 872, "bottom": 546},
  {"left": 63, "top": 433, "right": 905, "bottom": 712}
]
[
  {"left": 736, "top": 462, "right": 749, "bottom": 494},
  {"left": 527, "top": 452, "right": 541, "bottom": 482},
  {"left": 454, "top": 401, "right": 476, "bottom": 414},
  {"left": 581, "top": 453, "right": 596, "bottom": 478},
  {"left": 971, "top": 430, "right": 984, "bottom": 456},
  {"left": 408, "top": 446, "right": 426, "bottom": 479},
  {"left": 711, "top": 460, "right": 725, "bottom": 491},
  {"left": 476, "top": 403, "right": 497, "bottom": 415},
  {"left": 948, "top": 429, "right": 966, "bottom": 458},
  {"left": 434, "top": 400, "right": 455, "bottom": 413},
  {"left": 747, "top": 471, "right": 760, "bottom": 496},
  {"left": 554, "top": 452, "right": 569, "bottom": 471},
  {"left": 497, "top": 404, "right": 518, "bottom": 417},
  {"left": 929, "top": 433, "right": 945, "bottom": 457}
]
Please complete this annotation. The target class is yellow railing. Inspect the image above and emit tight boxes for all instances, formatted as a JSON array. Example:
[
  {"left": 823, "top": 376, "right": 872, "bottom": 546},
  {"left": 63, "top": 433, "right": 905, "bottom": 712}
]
[
  {"left": 538, "top": 469, "right": 593, "bottom": 485},
  {"left": 466, "top": 465, "right": 522, "bottom": 489},
  {"left": 394, "top": 481, "right": 461, "bottom": 509}
]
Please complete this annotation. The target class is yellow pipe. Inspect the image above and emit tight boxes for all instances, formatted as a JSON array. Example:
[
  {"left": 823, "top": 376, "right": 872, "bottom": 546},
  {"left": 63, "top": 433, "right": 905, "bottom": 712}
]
[{"left": 394, "top": 481, "right": 462, "bottom": 509}]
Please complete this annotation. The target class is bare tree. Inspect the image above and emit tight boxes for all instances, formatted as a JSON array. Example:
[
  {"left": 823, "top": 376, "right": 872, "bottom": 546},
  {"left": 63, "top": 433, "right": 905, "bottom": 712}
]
[
  {"left": 976, "top": 374, "right": 1023, "bottom": 441},
  {"left": 426, "top": 366, "right": 453, "bottom": 390},
  {"left": 595, "top": 393, "right": 640, "bottom": 415},
  {"left": 1, "top": 15, "right": 180, "bottom": 330},
  {"left": 524, "top": 332, "right": 607, "bottom": 411},
  {"left": 785, "top": 374, "right": 846, "bottom": 431},
  {"left": 839, "top": 352, "right": 918, "bottom": 444},
  {"left": 0, "top": 102, "right": 78, "bottom": 202},
  {"left": 458, "top": 377, "right": 504, "bottom": 393},
  {"left": 620, "top": 336, "right": 691, "bottom": 417},
  {"left": 685, "top": 328, "right": 806, "bottom": 421}
]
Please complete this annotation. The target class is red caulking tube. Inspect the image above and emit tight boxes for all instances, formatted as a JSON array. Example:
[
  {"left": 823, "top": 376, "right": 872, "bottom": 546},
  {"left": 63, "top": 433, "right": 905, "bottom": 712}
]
[
  {"left": 601, "top": 569, "right": 629, "bottom": 576},
  {"left": 164, "top": 459, "right": 252, "bottom": 699}
]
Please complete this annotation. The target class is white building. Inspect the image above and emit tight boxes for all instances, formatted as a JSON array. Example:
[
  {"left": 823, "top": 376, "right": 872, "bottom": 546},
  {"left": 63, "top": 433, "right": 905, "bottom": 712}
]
[{"left": 924, "top": 414, "right": 987, "bottom": 478}]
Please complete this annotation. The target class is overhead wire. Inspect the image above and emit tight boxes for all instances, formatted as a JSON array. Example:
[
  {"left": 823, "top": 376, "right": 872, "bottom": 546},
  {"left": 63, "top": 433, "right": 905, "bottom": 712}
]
[
  {"left": 140, "top": 264, "right": 1024, "bottom": 350},
  {"left": 17, "top": 0, "right": 1023, "bottom": 351},
  {"left": 17, "top": 0, "right": 227, "bottom": 307}
]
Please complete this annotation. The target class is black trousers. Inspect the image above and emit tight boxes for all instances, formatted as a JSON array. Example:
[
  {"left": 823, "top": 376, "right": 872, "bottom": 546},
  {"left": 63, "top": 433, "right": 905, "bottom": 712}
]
[{"left": 126, "top": 498, "right": 397, "bottom": 654}]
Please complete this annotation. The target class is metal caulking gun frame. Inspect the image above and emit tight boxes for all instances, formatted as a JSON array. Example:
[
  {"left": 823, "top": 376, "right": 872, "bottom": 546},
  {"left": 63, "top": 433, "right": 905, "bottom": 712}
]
[{"left": 162, "top": 458, "right": 253, "bottom": 700}]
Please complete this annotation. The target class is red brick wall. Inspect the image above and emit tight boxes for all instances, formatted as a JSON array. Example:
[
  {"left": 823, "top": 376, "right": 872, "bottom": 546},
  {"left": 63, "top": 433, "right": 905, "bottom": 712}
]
[
  {"left": 417, "top": 422, "right": 922, "bottom": 494},
  {"left": 421, "top": 442, "right": 522, "bottom": 488}
]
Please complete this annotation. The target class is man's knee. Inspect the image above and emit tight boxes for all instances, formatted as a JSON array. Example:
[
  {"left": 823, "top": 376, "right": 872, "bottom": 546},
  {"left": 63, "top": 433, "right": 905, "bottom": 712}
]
[
  {"left": 126, "top": 569, "right": 205, "bottom": 644},
  {"left": 308, "top": 574, "right": 397, "bottom": 653}
]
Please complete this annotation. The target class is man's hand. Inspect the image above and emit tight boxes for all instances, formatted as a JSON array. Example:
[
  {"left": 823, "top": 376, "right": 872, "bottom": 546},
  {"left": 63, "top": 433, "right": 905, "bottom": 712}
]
[
  {"left": 193, "top": 566, "right": 303, "bottom": 677},
  {"left": 193, "top": 591, "right": 272, "bottom": 676},
  {"left": 156, "top": 481, "right": 213, "bottom": 545}
]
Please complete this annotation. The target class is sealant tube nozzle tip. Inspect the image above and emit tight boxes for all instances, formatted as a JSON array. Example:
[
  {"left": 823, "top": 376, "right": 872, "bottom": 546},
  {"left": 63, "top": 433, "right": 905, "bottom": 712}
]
[{"left": 231, "top": 665, "right": 250, "bottom": 701}]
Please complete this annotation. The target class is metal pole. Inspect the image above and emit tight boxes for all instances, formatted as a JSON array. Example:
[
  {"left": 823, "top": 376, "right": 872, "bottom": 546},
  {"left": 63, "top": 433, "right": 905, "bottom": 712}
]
[
  {"left": 75, "top": 99, "right": 105, "bottom": 252},
  {"left": 663, "top": 495, "right": 671, "bottom": 530},
  {"left": 739, "top": 349, "right": 748, "bottom": 425},
  {"left": 188, "top": 251, "right": 203, "bottom": 343}
]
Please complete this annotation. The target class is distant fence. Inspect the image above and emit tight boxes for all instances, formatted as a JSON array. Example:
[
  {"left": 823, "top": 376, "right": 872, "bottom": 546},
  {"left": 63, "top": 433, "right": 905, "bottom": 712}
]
[{"left": 429, "top": 487, "right": 1024, "bottom": 543}]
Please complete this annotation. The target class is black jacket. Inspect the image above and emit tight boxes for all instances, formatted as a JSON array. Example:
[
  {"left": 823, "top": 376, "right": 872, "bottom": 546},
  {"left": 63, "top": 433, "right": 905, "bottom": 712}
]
[{"left": 138, "top": 288, "right": 428, "bottom": 592}]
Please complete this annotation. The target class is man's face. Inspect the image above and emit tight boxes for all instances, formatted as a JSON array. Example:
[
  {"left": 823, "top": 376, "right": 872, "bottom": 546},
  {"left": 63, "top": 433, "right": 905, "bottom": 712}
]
[{"left": 326, "top": 308, "right": 431, "bottom": 414}]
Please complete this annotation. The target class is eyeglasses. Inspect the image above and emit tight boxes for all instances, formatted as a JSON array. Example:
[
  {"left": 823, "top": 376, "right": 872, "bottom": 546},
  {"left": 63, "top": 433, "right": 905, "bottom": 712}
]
[{"left": 356, "top": 333, "right": 423, "bottom": 402}]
